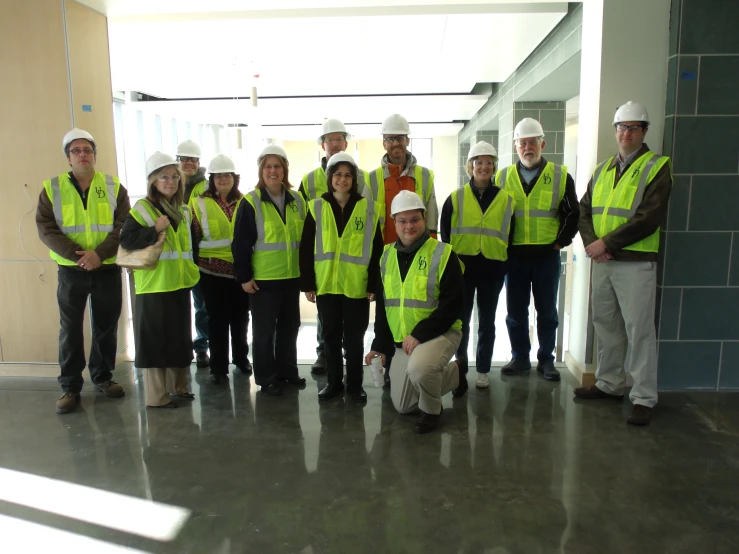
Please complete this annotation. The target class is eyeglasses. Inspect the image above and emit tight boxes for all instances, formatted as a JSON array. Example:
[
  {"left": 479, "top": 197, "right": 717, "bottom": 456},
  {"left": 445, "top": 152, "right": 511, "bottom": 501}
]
[
  {"left": 383, "top": 135, "right": 407, "bottom": 144},
  {"left": 473, "top": 160, "right": 496, "bottom": 168},
  {"left": 156, "top": 174, "right": 181, "bottom": 182},
  {"left": 324, "top": 137, "right": 346, "bottom": 145},
  {"left": 69, "top": 148, "right": 95, "bottom": 156},
  {"left": 396, "top": 217, "right": 423, "bottom": 226},
  {"left": 177, "top": 156, "right": 199, "bottom": 163},
  {"left": 515, "top": 139, "right": 541, "bottom": 148},
  {"left": 615, "top": 123, "right": 645, "bottom": 132},
  {"left": 214, "top": 173, "right": 233, "bottom": 179}
]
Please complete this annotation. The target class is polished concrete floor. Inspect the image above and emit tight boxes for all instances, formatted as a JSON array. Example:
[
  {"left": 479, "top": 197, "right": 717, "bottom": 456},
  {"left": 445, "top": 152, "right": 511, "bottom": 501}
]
[{"left": 1, "top": 363, "right": 739, "bottom": 554}]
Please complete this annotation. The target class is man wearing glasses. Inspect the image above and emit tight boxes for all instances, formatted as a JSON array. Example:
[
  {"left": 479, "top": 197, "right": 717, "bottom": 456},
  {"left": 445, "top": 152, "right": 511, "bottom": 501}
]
[
  {"left": 36, "top": 128, "right": 131, "bottom": 414},
  {"left": 575, "top": 101, "right": 672, "bottom": 426},
  {"left": 495, "top": 118, "right": 579, "bottom": 382},
  {"left": 177, "top": 139, "right": 210, "bottom": 369},
  {"left": 299, "top": 119, "right": 371, "bottom": 374}
]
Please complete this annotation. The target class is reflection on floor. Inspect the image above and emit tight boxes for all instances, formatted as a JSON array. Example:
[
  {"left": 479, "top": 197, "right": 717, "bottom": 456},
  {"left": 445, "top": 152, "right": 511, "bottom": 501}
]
[{"left": 2, "top": 364, "right": 738, "bottom": 553}]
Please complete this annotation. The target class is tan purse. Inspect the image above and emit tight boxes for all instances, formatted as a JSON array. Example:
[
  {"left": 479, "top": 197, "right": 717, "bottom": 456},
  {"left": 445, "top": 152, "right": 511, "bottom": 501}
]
[{"left": 116, "top": 231, "right": 169, "bottom": 270}]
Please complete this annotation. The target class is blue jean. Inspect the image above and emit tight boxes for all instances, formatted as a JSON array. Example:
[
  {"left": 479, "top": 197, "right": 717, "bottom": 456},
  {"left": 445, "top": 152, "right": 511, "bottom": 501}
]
[
  {"left": 457, "top": 272, "right": 505, "bottom": 374},
  {"left": 504, "top": 250, "right": 561, "bottom": 363},
  {"left": 191, "top": 282, "right": 209, "bottom": 353}
]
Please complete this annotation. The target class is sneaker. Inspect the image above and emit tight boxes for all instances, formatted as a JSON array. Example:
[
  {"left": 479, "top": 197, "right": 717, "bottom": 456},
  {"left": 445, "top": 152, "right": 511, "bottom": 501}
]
[
  {"left": 56, "top": 392, "right": 80, "bottom": 414},
  {"left": 196, "top": 351, "right": 210, "bottom": 368},
  {"left": 475, "top": 373, "right": 489, "bottom": 389},
  {"left": 536, "top": 360, "right": 560, "bottom": 381},
  {"left": 501, "top": 358, "right": 532, "bottom": 376},
  {"left": 94, "top": 380, "right": 125, "bottom": 398},
  {"left": 311, "top": 356, "right": 327, "bottom": 374},
  {"left": 628, "top": 404, "right": 653, "bottom": 426}
]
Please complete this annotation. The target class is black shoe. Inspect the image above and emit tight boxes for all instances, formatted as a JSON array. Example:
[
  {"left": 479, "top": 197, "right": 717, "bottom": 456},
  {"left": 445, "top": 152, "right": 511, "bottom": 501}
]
[
  {"left": 318, "top": 384, "right": 344, "bottom": 400},
  {"left": 348, "top": 387, "right": 367, "bottom": 403},
  {"left": 260, "top": 383, "right": 284, "bottom": 396},
  {"left": 277, "top": 376, "right": 307, "bottom": 387},
  {"left": 210, "top": 373, "right": 228, "bottom": 385},
  {"left": 414, "top": 408, "right": 442, "bottom": 434},
  {"left": 501, "top": 357, "right": 532, "bottom": 376},
  {"left": 235, "top": 359, "right": 253, "bottom": 375},
  {"left": 452, "top": 359, "right": 469, "bottom": 397},
  {"left": 311, "top": 356, "right": 327, "bottom": 374},
  {"left": 536, "top": 360, "right": 560, "bottom": 381},
  {"left": 196, "top": 351, "right": 210, "bottom": 368}
]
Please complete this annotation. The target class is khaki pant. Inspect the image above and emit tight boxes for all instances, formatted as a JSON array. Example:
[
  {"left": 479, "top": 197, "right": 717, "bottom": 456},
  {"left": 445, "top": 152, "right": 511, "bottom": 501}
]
[
  {"left": 143, "top": 367, "right": 190, "bottom": 406},
  {"left": 591, "top": 261, "right": 658, "bottom": 408},
  {"left": 390, "top": 329, "right": 462, "bottom": 415}
]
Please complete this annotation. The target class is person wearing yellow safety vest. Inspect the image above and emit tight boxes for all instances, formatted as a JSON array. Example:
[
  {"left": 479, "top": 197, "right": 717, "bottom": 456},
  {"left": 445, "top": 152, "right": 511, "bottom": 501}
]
[
  {"left": 178, "top": 139, "right": 211, "bottom": 369},
  {"left": 232, "top": 145, "right": 307, "bottom": 397},
  {"left": 36, "top": 128, "right": 131, "bottom": 414},
  {"left": 299, "top": 152, "right": 383, "bottom": 403},
  {"left": 365, "top": 191, "right": 464, "bottom": 434},
  {"left": 440, "top": 141, "right": 516, "bottom": 395},
  {"left": 191, "top": 154, "right": 251, "bottom": 385},
  {"left": 119, "top": 152, "right": 199, "bottom": 408},
  {"left": 495, "top": 118, "right": 579, "bottom": 382},
  {"left": 575, "top": 101, "right": 673, "bottom": 427},
  {"left": 299, "top": 118, "right": 373, "bottom": 376}
]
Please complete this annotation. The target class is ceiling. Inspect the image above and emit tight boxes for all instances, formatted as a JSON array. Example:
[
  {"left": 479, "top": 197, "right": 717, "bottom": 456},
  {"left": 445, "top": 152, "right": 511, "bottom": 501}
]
[{"left": 78, "top": 0, "right": 569, "bottom": 136}]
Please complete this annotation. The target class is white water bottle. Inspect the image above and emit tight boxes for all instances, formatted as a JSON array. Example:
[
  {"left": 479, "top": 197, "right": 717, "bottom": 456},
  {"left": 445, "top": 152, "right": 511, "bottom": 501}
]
[{"left": 369, "top": 356, "right": 384, "bottom": 388}]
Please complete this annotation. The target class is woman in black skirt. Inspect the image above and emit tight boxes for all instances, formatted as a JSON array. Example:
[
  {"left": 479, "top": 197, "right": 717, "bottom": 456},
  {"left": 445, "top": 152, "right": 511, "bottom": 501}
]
[{"left": 119, "top": 151, "right": 200, "bottom": 408}]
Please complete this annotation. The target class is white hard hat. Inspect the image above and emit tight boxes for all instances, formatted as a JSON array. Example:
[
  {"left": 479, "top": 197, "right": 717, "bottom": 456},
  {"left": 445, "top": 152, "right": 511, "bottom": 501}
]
[
  {"left": 381, "top": 114, "right": 411, "bottom": 135},
  {"left": 317, "top": 118, "right": 351, "bottom": 145},
  {"left": 62, "top": 128, "right": 95, "bottom": 155},
  {"left": 326, "top": 152, "right": 358, "bottom": 172},
  {"left": 208, "top": 154, "right": 236, "bottom": 174},
  {"left": 257, "top": 144, "right": 288, "bottom": 165},
  {"left": 468, "top": 141, "right": 498, "bottom": 161},
  {"left": 146, "top": 151, "right": 177, "bottom": 177},
  {"left": 176, "top": 140, "right": 201, "bottom": 158},
  {"left": 514, "top": 118, "right": 545, "bottom": 141},
  {"left": 613, "top": 101, "right": 650, "bottom": 125},
  {"left": 391, "top": 190, "right": 426, "bottom": 216}
]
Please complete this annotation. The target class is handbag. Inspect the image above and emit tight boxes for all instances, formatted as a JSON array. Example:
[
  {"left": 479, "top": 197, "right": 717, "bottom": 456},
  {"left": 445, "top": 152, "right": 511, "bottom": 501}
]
[{"left": 116, "top": 231, "right": 169, "bottom": 270}]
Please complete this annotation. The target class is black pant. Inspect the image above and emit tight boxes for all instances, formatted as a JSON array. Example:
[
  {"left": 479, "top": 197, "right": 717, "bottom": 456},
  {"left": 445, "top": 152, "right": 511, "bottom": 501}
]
[
  {"left": 315, "top": 309, "right": 325, "bottom": 357},
  {"left": 457, "top": 272, "right": 505, "bottom": 374},
  {"left": 199, "top": 271, "right": 250, "bottom": 375},
  {"left": 57, "top": 267, "right": 122, "bottom": 392},
  {"left": 250, "top": 286, "right": 301, "bottom": 387},
  {"left": 317, "top": 294, "right": 369, "bottom": 391}
]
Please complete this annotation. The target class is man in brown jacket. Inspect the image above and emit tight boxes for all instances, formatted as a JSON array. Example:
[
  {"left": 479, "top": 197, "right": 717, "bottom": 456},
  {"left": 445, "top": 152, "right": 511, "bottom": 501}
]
[
  {"left": 37, "top": 129, "right": 131, "bottom": 414},
  {"left": 574, "top": 101, "right": 672, "bottom": 426}
]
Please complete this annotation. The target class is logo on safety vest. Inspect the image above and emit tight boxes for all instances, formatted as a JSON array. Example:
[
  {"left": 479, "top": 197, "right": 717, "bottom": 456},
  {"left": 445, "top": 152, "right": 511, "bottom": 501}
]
[
  {"left": 632, "top": 168, "right": 640, "bottom": 178},
  {"left": 354, "top": 217, "right": 364, "bottom": 231},
  {"left": 95, "top": 187, "right": 105, "bottom": 198},
  {"left": 289, "top": 203, "right": 298, "bottom": 213},
  {"left": 542, "top": 174, "right": 551, "bottom": 185},
  {"left": 417, "top": 256, "right": 427, "bottom": 271}
]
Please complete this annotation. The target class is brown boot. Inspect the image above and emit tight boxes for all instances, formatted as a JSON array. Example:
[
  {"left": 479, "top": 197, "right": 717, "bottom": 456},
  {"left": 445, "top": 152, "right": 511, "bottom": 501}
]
[
  {"left": 628, "top": 405, "right": 653, "bottom": 426},
  {"left": 56, "top": 392, "right": 80, "bottom": 414},
  {"left": 573, "top": 385, "right": 623, "bottom": 400},
  {"left": 94, "top": 380, "right": 125, "bottom": 398},
  {"left": 414, "top": 409, "right": 442, "bottom": 434}
]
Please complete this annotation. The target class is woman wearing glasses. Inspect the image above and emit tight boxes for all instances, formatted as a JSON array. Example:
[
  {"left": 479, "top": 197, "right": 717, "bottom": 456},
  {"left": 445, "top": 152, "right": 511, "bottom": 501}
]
[
  {"left": 190, "top": 154, "right": 251, "bottom": 385},
  {"left": 299, "top": 152, "right": 383, "bottom": 403},
  {"left": 232, "top": 145, "right": 307, "bottom": 397},
  {"left": 440, "top": 141, "right": 515, "bottom": 395},
  {"left": 119, "top": 152, "right": 200, "bottom": 408}
]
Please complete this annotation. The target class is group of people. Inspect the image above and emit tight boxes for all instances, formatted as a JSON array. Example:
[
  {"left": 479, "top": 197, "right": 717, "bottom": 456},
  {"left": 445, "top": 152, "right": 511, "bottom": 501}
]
[{"left": 37, "top": 101, "right": 672, "bottom": 432}]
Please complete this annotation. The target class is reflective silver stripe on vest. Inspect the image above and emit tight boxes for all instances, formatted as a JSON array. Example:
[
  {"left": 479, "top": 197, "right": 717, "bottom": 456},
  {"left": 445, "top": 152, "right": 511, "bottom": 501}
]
[
  {"left": 159, "top": 250, "right": 194, "bottom": 261},
  {"left": 89, "top": 224, "right": 113, "bottom": 233},
  {"left": 369, "top": 171, "right": 380, "bottom": 202},
  {"left": 313, "top": 200, "right": 336, "bottom": 262},
  {"left": 550, "top": 164, "right": 562, "bottom": 210},
  {"left": 307, "top": 169, "right": 321, "bottom": 200},
  {"left": 105, "top": 174, "right": 118, "bottom": 213},
  {"left": 134, "top": 202, "right": 156, "bottom": 227},
  {"left": 592, "top": 155, "right": 661, "bottom": 218},
  {"left": 250, "top": 189, "right": 301, "bottom": 251},
  {"left": 380, "top": 242, "right": 445, "bottom": 309},
  {"left": 379, "top": 248, "right": 400, "bottom": 306},
  {"left": 498, "top": 167, "right": 508, "bottom": 186},
  {"left": 453, "top": 193, "right": 513, "bottom": 241},
  {"left": 591, "top": 160, "right": 610, "bottom": 188},
  {"left": 49, "top": 176, "right": 87, "bottom": 234},
  {"left": 196, "top": 197, "right": 231, "bottom": 249},
  {"left": 339, "top": 202, "right": 374, "bottom": 265},
  {"left": 516, "top": 209, "right": 557, "bottom": 218},
  {"left": 357, "top": 171, "right": 367, "bottom": 195},
  {"left": 419, "top": 167, "right": 430, "bottom": 201}
]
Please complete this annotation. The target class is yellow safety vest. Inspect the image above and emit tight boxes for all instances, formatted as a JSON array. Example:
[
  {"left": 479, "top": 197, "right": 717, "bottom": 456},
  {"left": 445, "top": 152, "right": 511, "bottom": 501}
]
[
  {"left": 188, "top": 179, "right": 207, "bottom": 202},
  {"left": 368, "top": 165, "right": 434, "bottom": 229},
  {"left": 495, "top": 162, "right": 566, "bottom": 245},
  {"left": 43, "top": 172, "right": 120, "bottom": 266},
  {"left": 244, "top": 188, "right": 306, "bottom": 280},
  {"left": 129, "top": 200, "right": 200, "bottom": 294},
  {"left": 301, "top": 166, "right": 371, "bottom": 200},
  {"left": 380, "top": 238, "right": 462, "bottom": 343},
  {"left": 591, "top": 151, "right": 671, "bottom": 253},
  {"left": 450, "top": 184, "right": 514, "bottom": 261},
  {"left": 309, "top": 197, "right": 380, "bottom": 298},
  {"left": 192, "top": 195, "right": 243, "bottom": 263}
]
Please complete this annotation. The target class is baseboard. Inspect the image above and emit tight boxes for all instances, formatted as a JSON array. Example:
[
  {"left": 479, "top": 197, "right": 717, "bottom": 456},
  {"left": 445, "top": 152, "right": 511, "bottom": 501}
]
[
  {"left": 0, "top": 348, "right": 132, "bottom": 378},
  {"left": 565, "top": 351, "right": 596, "bottom": 387}
]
